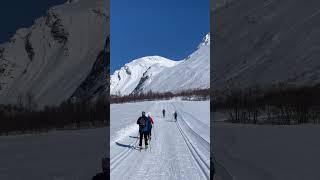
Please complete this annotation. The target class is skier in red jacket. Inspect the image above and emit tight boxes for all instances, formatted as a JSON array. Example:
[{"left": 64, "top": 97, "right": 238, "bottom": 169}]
[{"left": 147, "top": 113, "right": 154, "bottom": 140}]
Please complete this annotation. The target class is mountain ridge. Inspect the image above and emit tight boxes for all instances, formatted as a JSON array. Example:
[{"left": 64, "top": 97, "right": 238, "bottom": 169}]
[
  {"left": 0, "top": 0, "right": 108, "bottom": 107},
  {"left": 110, "top": 33, "right": 210, "bottom": 96}
]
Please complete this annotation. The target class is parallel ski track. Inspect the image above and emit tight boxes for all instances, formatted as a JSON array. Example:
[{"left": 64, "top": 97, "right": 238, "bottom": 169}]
[
  {"left": 110, "top": 137, "right": 138, "bottom": 171},
  {"left": 174, "top": 104, "right": 209, "bottom": 145},
  {"left": 110, "top": 105, "right": 154, "bottom": 171},
  {"left": 174, "top": 103, "right": 235, "bottom": 180},
  {"left": 111, "top": 102, "right": 212, "bottom": 179},
  {"left": 170, "top": 103, "right": 210, "bottom": 179},
  {"left": 212, "top": 157, "right": 236, "bottom": 180}
]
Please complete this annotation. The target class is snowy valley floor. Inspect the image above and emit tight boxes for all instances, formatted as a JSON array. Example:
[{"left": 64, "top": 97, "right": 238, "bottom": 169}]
[
  {"left": 0, "top": 128, "right": 107, "bottom": 180},
  {"left": 110, "top": 100, "right": 210, "bottom": 180},
  {"left": 213, "top": 112, "right": 320, "bottom": 180}
]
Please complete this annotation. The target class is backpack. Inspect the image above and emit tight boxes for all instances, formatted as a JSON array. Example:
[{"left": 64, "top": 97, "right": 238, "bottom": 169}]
[{"left": 138, "top": 117, "right": 146, "bottom": 129}]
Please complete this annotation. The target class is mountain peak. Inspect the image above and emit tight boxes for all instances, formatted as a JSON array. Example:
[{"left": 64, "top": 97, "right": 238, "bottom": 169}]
[
  {"left": 197, "top": 33, "right": 210, "bottom": 49},
  {"left": 110, "top": 32, "right": 209, "bottom": 96},
  {"left": 145, "top": 55, "right": 165, "bottom": 59},
  {"left": 127, "top": 55, "right": 178, "bottom": 68},
  {"left": 0, "top": 0, "right": 108, "bottom": 106},
  {"left": 139, "top": 55, "right": 169, "bottom": 62}
]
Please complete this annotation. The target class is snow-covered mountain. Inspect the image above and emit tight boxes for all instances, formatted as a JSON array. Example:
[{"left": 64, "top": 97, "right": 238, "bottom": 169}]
[
  {"left": 0, "top": 0, "right": 108, "bottom": 107},
  {"left": 110, "top": 56, "right": 180, "bottom": 95},
  {"left": 110, "top": 33, "right": 210, "bottom": 96},
  {"left": 213, "top": 0, "right": 320, "bottom": 90}
]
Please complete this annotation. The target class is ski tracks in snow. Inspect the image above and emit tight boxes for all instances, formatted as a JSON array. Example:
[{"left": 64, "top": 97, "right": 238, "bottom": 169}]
[
  {"left": 213, "top": 123, "right": 276, "bottom": 180},
  {"left": 110, "top": 101, "right": 210, "bottom": 180},
  {"left": 170, "top": 103, "right": 210, "bottom": 179}
]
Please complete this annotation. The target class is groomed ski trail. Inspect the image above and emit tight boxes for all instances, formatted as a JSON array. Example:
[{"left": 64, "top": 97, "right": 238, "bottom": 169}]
[
  {"left": 110, "top": 100, "right": 210, "bottom": 180},
  {"left": 213, "top": 113, "right": 276, "bottom": 180}
]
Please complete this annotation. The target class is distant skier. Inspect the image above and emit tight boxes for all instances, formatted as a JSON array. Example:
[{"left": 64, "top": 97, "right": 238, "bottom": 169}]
[
  {"left": 147, "top": 112, "right": 154, "bottom": 140},
  {"left": 174, "top": 111, "right": 178, "bottom": 121},
  {"left": 162, "top": 109, "right": 166, "bottom": 118},
  {"left": 137, "top": 111, "right": 151, "bottom": 148}
]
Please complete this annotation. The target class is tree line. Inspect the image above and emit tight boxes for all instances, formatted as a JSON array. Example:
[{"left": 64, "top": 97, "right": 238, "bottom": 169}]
[
  {"left": 212, "top": 84, "right": 320, "bottom": 125},
  {"left": 0, "top": 93, "right": 109, "bottom": 135},
  {"left": 111, "top": 89, "right": 210, "bottom": 104}
]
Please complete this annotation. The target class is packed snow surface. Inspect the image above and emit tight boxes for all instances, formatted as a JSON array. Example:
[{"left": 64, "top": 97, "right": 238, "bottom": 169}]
[
  {"left": 213, "top": 112, "right": 320, "bottom": 180},
  {"left": 0, "top": 128, "right": 107, "bottom": 180},
  {"left": 110, "top": 100, "right": 210, "bottom": 179},
  {"left": 110, "top": 33, "right": 210, "bottom": 96}
]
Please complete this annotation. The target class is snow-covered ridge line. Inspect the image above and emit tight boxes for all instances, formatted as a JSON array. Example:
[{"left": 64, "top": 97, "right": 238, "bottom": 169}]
[
  {"left": 197, "top": 33, "right": 210, "bottom": 49},
  {"left": 0, "top": 0, "right": 108, "bottom": 107},
  {"left": 110, "top": 55, "right": 180, "bottom": 95},
  {"left": 110, "top": 33, "right": 210, "bottom": 96}
]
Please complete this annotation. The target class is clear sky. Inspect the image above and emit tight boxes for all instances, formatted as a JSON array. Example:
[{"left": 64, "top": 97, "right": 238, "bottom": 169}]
[
  {"left": 110, "top": 0, "right": 210, "bottom": 73},
  {"left": 0, "top": 0, "right": 66, "bottom": 43}
]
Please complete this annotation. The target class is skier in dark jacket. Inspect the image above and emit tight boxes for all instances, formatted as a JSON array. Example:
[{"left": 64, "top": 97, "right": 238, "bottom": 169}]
[
  {"left": 137, "top": 111, "right": 151, "bottom": 147},
  {"left": 162, "top": 109, "right": 165, "bottom": 118},
  {"left": 174, "top": 111, "right": 178, "bottom": 121}
]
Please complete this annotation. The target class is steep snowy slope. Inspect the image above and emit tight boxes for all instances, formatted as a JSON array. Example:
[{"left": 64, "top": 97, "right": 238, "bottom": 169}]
[
  {"left": 110, "top": 33, "right": 210, "bottom": 95},
  {"left": 71, "top": 37, "right": 109, "bottom": 102},
  {"left": 145, "top": 34, "right": 210, "bottom": 93},
  {"left": 110, "top": 56, "right": 179, "bottom": 95},
  {"left": 213, "top": 0, "right": 320, "bottom": 90},
  {"left": 0, "top": 0, "right": 108, "bottom": 106}
]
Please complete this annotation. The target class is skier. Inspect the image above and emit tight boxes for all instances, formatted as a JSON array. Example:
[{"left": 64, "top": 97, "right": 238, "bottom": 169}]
[
  {"left": 162, "top": 109, "right": 166, "bottom": 118},
  {"left": 91, "top": 157, "right": 108, "bottom": 180},
  {"left": 174, "top": 111, "right": 178, "bottom": 121},
  {"left": 147, "top": 112, "right": 154, "bottom": 140},
  {"left": 137, "top": 111, "right": 151, "bottom": 148}
]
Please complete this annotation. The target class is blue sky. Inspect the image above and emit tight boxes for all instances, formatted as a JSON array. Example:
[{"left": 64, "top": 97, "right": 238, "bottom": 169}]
[
  {"left": 0, "top": 0, "right": 66, "bottom": 43},
  {"left": 111, "top": 0, "right": 210, "bottom": 73}
]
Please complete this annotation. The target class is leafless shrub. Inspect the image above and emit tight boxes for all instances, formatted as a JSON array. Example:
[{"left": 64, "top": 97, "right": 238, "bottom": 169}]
[
  {"left": 110, "top": 89, "right": 209, "bottom": 104},
  {"left": 213, "top": 84, "right": 320, "bottom": 125},
  {"left": 0, "top": 94, "right": 108, "bottom": 135}
]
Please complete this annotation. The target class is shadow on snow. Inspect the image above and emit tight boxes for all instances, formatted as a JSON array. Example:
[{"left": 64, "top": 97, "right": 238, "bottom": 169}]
[{"left": 115, "top": 142, "right": 135, "bottom": 149}]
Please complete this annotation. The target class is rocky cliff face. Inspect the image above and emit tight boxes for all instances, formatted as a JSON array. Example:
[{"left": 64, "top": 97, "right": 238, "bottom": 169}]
[
  {"left": 0, "top": 0, "right": 109, "bottom": 107},
  {"left": 71, "top": 37, "right": 109, "bottom": 102}
]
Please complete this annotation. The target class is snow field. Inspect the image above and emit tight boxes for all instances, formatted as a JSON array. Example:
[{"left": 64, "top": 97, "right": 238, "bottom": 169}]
[
  {"left": 213, "top": 112, "right": 320, "bottom": 180},
  {"left": 110, "top": 100, "right": 210, "bottom": 180},
  {"left": 0, "top": 128, "right": 108, "bottom": 180}
]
